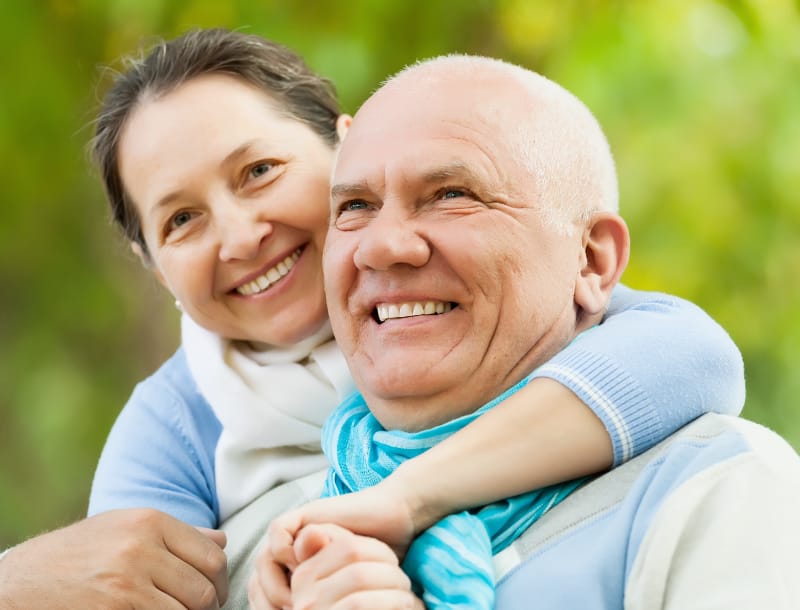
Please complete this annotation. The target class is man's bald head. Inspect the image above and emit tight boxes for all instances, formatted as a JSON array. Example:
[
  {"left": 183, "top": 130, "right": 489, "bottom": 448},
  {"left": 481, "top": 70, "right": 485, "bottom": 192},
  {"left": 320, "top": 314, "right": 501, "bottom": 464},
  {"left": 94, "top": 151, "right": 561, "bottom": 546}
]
[
  {"left": 325, "top": 54, "right": 628, "bottom": 431},
  {"left": 354, "top": 54, "right": 618, "bottom": 234}
]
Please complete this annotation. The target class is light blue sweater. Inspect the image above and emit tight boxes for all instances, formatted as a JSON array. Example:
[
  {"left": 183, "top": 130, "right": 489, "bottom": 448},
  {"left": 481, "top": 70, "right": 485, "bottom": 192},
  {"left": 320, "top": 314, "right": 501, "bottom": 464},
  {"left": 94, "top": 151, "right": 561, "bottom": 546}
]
[
  {"left": 491, "top": 413, "right": 800, "bottom": 609},
  {"left": 214, "top": 414, "right": 800, "bottom": 610},
  {"left": 88, "top": 286, "right": 745, "bottom": 527}
]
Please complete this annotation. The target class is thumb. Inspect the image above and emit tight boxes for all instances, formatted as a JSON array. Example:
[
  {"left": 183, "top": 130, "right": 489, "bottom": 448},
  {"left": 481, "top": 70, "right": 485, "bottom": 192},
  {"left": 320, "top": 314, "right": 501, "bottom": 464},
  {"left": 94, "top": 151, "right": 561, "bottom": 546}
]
[
  {"left": 196, "top": 527, "right": 227, "bottom": 549},
  {"left": 294, "top": 524, "right": 333, "bottom": 563}
]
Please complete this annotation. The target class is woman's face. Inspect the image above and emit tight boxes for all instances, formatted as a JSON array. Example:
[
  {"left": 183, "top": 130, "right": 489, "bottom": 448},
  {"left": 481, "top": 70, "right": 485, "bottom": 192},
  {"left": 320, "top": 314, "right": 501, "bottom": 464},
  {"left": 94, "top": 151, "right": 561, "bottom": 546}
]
[{"left": 118, "top": 73, "right": 340, "bottom": 346}]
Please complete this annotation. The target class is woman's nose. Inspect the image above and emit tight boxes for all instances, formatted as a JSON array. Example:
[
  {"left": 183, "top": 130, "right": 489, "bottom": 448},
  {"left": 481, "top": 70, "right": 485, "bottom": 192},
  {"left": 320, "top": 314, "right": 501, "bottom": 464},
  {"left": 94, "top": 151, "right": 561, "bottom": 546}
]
[{"left": 217, "top": 202, "right": 274, "bottom": 262}]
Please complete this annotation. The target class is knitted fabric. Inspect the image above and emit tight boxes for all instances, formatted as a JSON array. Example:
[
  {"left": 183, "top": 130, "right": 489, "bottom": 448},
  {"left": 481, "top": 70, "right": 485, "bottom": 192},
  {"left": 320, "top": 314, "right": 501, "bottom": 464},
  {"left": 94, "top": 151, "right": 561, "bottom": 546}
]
[{"left": 321, "top": 374, "right": 585, "bottom": 609}]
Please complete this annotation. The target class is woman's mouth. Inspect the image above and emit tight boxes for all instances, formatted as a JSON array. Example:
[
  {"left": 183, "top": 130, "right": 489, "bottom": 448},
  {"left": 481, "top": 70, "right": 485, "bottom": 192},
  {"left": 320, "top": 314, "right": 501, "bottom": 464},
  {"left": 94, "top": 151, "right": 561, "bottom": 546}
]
[{"left": 235, "top": 248, "right": 302, "bottom": 296}]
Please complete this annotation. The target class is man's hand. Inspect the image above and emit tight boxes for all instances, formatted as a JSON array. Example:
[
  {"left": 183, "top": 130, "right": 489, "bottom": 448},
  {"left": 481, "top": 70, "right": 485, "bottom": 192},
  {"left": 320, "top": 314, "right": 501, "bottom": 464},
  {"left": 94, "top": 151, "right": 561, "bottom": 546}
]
[
  {"left": 249, "top": 523, "right": 423, "bottom": 610},
  {"left": 0, "top": 508, "right": 228, "bottom": 610},
  {"left": 261, "top": 478, "right": 422, "bottom": 573}
]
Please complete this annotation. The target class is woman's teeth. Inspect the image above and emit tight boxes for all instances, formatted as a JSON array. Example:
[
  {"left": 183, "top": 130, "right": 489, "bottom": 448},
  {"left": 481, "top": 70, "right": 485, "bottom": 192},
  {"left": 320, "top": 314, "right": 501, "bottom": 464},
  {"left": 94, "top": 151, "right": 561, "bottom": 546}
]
[
  {"left": 236, "top": 249, "right": 301, "bottom": 296},
  {"left": 375, "top": 301, "right": 453, "bottom": 322}
]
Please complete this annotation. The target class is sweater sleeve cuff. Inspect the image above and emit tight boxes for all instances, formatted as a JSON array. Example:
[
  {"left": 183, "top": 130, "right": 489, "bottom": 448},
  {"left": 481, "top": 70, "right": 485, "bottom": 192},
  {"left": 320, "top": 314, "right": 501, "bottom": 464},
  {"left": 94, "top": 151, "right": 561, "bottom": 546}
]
[{"left": 531, "top": 349, "right": 664, "bottom": 466}]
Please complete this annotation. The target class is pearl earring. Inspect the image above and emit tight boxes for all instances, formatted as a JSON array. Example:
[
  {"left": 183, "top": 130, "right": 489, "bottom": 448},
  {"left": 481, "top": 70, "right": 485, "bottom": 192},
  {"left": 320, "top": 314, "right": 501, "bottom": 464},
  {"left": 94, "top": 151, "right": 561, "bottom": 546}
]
[{"left": 175, "top": 300, "right": 183, "bottom": 312}]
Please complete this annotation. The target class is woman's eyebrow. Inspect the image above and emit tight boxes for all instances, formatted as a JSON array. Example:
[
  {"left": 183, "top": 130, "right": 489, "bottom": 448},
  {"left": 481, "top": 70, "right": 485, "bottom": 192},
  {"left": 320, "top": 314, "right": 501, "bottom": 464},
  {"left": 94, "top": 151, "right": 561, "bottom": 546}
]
[
  {"left": 148, "top": 141, "right": 264, "bottom": 216},
  {"left": 221, "top": 139, "right": 261, "bottom": 168}
]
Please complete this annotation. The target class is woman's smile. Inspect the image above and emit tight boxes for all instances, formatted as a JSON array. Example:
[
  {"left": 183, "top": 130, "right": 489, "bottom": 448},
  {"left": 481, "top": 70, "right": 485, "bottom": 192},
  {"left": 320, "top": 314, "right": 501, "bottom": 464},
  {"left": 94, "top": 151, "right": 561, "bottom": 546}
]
[
  {"left": 118, "top": 73, "right": 337, "bottom": 345},
  {"left": 233, "top": 246, "right": 303, "bottom": 296}
]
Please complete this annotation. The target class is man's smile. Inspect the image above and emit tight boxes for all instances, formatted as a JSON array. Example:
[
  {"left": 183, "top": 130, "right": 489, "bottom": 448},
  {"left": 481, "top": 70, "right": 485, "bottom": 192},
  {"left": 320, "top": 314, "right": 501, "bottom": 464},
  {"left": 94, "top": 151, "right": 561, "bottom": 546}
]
[{"left": 374, "top": 301, "right": 457, "bottom": 323}]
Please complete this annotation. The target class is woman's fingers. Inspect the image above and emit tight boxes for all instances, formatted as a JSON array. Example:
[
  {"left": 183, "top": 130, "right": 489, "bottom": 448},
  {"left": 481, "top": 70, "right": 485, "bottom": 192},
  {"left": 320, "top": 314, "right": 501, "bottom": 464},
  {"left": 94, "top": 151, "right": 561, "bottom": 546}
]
[
  {"left": 293, "top": 561, "right": 415, "bottom": 610},
  {"left": 289, "top": 524, "right": 412, "bottom": 610},
  {"left": 251, "top": 537, "right": 293, "bottom": 610}
]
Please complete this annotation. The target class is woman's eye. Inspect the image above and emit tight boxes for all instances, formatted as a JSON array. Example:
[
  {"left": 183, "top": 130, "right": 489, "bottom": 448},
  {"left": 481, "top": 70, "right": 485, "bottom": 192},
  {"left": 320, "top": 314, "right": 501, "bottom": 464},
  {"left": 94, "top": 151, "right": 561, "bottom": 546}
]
[
  {"left": 249, "top": 162, "right": 273, "bottom": 179},
  {"left": 171, "top": 211, "right": 193, "bottom": 228}
]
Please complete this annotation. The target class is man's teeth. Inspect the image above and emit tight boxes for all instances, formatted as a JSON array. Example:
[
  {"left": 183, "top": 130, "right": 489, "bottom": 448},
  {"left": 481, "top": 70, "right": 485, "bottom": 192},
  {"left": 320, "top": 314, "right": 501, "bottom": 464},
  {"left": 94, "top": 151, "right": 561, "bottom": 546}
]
[
  {"left": 236, "top": 250, "right": 301, "bottom": 296},
  {"left": 376, "top": 301, "right": 453, "bottom": 322}
]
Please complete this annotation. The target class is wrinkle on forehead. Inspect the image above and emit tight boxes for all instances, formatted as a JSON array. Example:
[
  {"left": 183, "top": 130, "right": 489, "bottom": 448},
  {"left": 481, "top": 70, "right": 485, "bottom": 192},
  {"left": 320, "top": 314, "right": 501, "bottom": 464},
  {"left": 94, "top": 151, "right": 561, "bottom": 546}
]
[{"left": 361, "top": 57, "right": 618, "bottom": 228}]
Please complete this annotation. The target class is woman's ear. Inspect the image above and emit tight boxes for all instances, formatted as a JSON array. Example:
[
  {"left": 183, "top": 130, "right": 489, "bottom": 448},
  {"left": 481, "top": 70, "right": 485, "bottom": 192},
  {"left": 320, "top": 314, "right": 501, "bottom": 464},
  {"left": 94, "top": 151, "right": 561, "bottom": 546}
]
[
  {"left": 336, "top": 114, "right": 352, "bottom": 141},
  {"left": 130, "top": 241, "right": 168, "bottom": 289},
  {"left": 574, "top": 212, "right": 630, "bottom": 316}
]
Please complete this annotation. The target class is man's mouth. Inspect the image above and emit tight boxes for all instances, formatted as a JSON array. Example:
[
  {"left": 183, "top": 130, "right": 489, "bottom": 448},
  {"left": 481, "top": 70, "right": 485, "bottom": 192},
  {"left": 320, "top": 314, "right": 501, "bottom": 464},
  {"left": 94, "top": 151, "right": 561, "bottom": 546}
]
[
  {"left": 373, "top": 301, "right": 457, "bottom": 323},
  {"left": 235, "top": 248, "right": 302, "bottom": 296}
]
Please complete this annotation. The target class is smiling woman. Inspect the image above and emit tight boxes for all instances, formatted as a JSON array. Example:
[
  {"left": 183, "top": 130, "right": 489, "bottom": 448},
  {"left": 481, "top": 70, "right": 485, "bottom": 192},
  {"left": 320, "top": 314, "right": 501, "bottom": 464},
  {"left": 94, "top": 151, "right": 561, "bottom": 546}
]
[
  {"left": 115, "top": 72, "right": 345, "bottom": 345},
  {"left": 80, "top": 27, "right": 746, "bottom": 609}
]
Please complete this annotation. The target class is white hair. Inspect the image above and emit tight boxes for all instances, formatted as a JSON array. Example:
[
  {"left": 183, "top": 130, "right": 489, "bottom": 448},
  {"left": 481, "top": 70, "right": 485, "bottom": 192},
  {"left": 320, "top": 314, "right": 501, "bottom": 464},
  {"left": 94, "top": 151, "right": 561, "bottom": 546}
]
[{"left": 382, "top": 54, "right": 618, "bottom": 233}]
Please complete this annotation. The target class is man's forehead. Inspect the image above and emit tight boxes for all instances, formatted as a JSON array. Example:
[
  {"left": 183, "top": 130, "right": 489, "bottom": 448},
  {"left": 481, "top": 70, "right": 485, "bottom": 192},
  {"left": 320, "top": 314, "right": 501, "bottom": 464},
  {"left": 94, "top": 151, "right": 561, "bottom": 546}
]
[
  {"left": 333, "top": 126, "right": 508, "bottom": 193},
  {"left": 332, "top": 68, "right": 534, "bottom": 195},
  {"left": 331, "top": 158, "right": 487, "bottom": 197}
]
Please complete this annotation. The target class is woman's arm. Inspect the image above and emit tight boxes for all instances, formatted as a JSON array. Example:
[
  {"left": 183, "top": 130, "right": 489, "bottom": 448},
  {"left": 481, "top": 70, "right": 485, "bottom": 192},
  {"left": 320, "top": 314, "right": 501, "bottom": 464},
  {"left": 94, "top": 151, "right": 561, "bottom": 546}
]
[
  {"left": 399, "top": 285, "right": 745, "bottom": 526},
  {"left": 263, "top": 285, "right": 745, "bottom": 556},
  {"left": 537, "top": 284, "right": 746, "bottom": 465},
  {"left": 88, "top": 350, "right": 222, "bottom": 528}
]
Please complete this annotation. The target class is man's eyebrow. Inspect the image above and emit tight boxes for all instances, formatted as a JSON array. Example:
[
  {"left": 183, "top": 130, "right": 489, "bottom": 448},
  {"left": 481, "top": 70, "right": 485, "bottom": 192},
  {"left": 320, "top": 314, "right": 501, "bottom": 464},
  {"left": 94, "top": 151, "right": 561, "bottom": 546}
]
[
  {"left": 330, "top": 181, "right": 372, "bottom": 199},
  {"left": 419, "top": 161, "right": 474, "bottom": 183},
  {"left": 330, "top": 162, "right": 477, "bottom": 200}
]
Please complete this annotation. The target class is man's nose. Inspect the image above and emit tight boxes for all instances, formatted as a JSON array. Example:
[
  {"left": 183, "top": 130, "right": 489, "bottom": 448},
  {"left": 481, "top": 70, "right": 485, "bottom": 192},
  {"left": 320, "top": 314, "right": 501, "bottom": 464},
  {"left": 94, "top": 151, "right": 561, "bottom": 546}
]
[
  {"left": 353, "top": 207, "right": 431, "bottom": 270},
  {"left": 217, "top": 199, "right": 273, "bottom": 262}
]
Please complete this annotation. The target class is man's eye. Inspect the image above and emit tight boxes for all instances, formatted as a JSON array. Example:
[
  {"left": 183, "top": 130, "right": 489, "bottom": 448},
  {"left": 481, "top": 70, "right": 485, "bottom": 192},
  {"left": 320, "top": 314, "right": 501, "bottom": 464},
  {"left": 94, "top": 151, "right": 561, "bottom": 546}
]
[
  {"left": 343, "top": 200, "right": 370, "bottom": 212},
  {"left": 442, "top": 189, "right": 467, "bottom": 199},
  {"left": 249, "top": 162, "right": 273, "bottom": 179}
]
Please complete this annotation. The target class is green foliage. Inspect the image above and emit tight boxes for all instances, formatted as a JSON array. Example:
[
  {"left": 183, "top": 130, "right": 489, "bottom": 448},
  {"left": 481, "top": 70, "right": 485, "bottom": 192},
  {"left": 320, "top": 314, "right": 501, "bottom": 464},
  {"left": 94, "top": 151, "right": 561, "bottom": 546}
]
[{"left": 1, "top": 0, "right": 797, "bottom": 546}]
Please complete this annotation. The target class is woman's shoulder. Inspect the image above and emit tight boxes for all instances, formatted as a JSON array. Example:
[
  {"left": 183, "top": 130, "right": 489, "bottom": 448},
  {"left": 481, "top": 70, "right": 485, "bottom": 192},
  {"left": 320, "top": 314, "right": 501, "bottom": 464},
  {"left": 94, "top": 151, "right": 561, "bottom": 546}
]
[
  {"left": 126, "top": 347, "right": 221, "bottom": 436},
  {"left": 90, "top": 346, "right": 222, "bottom": 525},
  {"left": 135, "top": 347, "right": 202, "bottom": 402}
]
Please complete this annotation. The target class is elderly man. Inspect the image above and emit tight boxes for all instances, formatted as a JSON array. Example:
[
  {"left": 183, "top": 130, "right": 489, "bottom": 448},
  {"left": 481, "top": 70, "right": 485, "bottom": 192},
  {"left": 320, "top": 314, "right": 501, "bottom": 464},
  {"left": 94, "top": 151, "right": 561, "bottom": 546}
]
[{"left": 237, "top": 55, "right": 800, "bottom": 609}]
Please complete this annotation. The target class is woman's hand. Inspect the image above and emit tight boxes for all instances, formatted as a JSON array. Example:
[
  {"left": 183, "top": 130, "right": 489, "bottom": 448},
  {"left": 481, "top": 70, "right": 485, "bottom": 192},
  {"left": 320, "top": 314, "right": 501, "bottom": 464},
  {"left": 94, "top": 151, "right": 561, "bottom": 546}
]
[
  {"left": 0, "top": 509, "right": 228, "bottom": 610},
  {"left": 248, "top": 481, "right": 420, "bottom": 610},
  {"left": 249, "top": 522, "right": 423, "bottom": 610},
  {"left": 262, "top": 476, "right": 425, "bottom": 574}
]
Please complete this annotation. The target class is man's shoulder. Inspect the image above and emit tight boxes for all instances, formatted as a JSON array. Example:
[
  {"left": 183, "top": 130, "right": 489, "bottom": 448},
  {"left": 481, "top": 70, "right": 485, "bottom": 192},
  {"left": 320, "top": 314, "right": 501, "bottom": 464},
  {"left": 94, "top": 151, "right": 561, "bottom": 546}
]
[
  {"left": 501, "top": 413, "right": 797, "bottom": 556},
  {"left": 701, "top": 413, "right": 800, "bottom": 466},
  {"left": 646, "top": 413, "right": 800, "bottom": 486},
  {"left": 494, "top": 414, "right": 800, "bottom": 607}
]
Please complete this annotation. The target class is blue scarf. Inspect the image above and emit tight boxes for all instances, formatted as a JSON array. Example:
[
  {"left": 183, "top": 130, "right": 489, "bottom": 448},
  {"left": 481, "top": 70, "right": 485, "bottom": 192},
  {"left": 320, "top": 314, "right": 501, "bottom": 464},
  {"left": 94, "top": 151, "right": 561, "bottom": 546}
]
[{"left": 321, "top": 374, "right": 586, "bottom": 609}]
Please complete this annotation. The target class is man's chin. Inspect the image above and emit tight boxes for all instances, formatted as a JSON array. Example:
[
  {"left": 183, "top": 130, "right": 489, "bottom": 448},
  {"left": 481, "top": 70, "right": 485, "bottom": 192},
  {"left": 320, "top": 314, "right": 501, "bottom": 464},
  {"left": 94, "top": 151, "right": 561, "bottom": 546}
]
[
  {"left": 357, "top": 374, "right": 478, "bottom": 432},
  {"left": 364, "top": 400, "right": 453, "bottom": 433}
]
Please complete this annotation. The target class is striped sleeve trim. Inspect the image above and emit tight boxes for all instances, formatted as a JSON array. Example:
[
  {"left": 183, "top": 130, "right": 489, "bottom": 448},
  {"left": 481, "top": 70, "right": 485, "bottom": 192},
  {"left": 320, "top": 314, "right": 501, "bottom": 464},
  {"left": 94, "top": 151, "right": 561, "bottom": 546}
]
[{"left": 532, "top": 350, "right": 662, "bottom": 466}]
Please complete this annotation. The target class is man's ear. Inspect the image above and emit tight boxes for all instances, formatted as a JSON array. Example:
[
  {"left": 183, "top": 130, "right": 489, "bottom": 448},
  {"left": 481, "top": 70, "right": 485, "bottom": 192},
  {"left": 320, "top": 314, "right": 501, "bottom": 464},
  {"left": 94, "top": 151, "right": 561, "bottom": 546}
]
[
  {"left": 336, "top": 114, "right": 352, "bottom": 141},
  {"left": 130, "top": 241, "right": 168, "bottom": 289},
  {"left": 574, "top": 212, "right": 630, "bottom": 316}
]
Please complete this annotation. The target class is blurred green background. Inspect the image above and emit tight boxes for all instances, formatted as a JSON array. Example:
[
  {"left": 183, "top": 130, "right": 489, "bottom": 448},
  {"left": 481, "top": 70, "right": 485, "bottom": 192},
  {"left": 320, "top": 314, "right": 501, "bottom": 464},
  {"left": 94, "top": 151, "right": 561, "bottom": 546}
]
[{"left": 1, "top": 0, "right": 798, "bottom": 548}]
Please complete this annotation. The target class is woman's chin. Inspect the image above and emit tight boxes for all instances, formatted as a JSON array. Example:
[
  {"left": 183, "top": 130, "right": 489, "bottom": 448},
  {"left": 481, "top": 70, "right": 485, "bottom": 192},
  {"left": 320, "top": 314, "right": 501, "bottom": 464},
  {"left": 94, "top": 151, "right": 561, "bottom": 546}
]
[{"left": 246, "top": 314, "right": 331, "bottom": 348}]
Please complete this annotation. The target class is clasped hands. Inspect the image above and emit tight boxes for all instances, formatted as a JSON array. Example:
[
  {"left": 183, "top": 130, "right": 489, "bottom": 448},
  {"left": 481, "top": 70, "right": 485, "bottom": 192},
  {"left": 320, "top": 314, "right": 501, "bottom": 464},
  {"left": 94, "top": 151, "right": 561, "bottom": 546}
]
[{"left": 248, "top": 482, "right": 427, "bottom": 610}]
